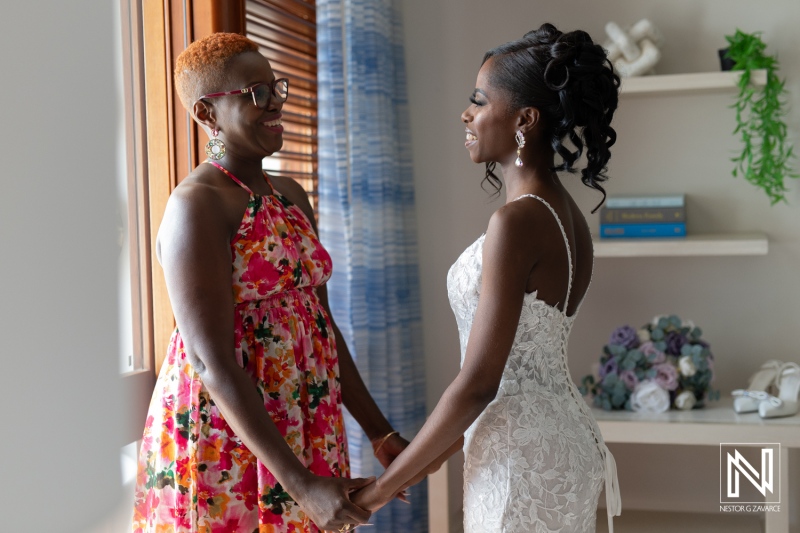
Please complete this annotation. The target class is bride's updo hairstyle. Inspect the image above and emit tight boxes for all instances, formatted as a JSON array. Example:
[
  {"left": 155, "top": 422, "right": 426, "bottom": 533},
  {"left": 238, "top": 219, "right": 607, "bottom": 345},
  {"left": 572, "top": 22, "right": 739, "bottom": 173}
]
[{"left": 483, "top": 23, "right": 620, "bottom": 210}]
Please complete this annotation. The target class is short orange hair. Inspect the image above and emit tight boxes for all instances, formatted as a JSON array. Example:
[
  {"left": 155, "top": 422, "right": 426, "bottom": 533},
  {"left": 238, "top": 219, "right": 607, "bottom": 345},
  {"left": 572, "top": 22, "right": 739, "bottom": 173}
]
[{"left": 174, "top": 32, "right": 260, "bottom": 113}]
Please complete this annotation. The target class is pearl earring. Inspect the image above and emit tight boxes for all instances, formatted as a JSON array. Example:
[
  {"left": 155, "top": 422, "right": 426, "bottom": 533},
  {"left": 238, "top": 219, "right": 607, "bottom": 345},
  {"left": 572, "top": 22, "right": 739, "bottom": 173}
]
[{"left": 514, "top": 130, "right": 525, "bottom": 167}]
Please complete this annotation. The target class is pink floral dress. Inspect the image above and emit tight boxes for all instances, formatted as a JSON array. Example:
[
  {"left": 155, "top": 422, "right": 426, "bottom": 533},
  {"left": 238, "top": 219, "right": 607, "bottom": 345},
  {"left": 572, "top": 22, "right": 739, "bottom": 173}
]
[{"left": 133, "top": 162, "right": 349, "bottom": 533}]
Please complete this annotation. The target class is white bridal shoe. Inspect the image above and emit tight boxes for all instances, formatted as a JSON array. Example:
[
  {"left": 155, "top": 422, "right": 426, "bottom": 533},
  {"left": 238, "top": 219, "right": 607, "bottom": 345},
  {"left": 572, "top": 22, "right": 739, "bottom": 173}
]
[
  {"left": 758, "top": 362, "right": 800, "bottom": 419},
  {"left": 731, "top": 360, "right": 783, "bottom": 413}
]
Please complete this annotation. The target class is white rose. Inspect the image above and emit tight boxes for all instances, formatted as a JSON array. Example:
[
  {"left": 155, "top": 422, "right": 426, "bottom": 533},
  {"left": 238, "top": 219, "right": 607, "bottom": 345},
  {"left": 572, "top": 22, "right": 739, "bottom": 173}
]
[
  {"left": 678, "top": 355, "right": 697, "bottom": 377},
  {"left": 674, "top": 390, "right": 697, "bottom": 410},
  {"left": 630, "top": 380, "right": 671, "bottom": 414},
  {"left": 637, "top": 328, "right": 651, "bottom": 343}
]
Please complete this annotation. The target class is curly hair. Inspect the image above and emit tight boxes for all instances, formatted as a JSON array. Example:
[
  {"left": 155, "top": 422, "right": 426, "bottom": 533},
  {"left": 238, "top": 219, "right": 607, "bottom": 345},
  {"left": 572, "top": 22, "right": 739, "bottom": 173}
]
[
  {"left": 481, "top": 23, "right": 620, "bottom": 211},
  {"left": 174, "top": 32, "right": 260, "bottom": 114}
]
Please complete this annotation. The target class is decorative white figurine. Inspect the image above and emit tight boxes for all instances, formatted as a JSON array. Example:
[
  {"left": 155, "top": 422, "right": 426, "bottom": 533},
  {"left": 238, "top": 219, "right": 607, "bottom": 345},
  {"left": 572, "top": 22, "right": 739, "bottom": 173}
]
[{"left": 603, "top": 19, "right": 665, "bottom": 77}]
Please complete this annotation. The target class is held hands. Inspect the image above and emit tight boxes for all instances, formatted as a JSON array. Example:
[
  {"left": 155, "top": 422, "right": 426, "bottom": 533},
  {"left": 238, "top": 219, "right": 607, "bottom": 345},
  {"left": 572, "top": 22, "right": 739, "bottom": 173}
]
[
  {"left": 293, "top": 474, "right": 374, "bottom": 531},
  {"left": 351, "top": 478, "right": 396, "bottom": 513},
  {"left": 354, "top": 433, "right": 464, "bottom": 513}
]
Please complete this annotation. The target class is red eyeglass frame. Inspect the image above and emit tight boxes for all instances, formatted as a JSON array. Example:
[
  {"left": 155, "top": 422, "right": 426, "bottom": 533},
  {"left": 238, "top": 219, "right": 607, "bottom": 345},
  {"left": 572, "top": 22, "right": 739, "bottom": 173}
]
[{"left": 197, "top": 78, "right": 289, "bottom": 109}]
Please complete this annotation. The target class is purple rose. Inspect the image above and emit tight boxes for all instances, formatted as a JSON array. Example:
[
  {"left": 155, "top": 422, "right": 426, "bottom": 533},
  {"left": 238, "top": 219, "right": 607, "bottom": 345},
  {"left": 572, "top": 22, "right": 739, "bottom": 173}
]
[
  {"left": 640, "top": 341, "right": 666, "bottom": 364},
  {"left": 600, "top": 357, "right": 619, "bottom": 379},
  {"left": 620, "top": 369, "right": 639, "bottom": 391},
  {"left": 654, "top": 363, "right": 679, "bottom": 391},
  {"left": 665, "top": 331, "right": 687, "bottom": 355},
  {"left": 609, "top": 325, "right": 640, "bottom": 349}
]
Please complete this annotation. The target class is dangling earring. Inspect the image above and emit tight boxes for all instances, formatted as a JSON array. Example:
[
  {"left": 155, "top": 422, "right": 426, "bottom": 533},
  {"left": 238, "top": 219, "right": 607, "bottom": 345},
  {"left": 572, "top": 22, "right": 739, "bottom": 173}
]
[
  {"left": 514, "top": 130, "right": 525, "bottom": 167},
  {"left": 205, "top": 128, "right": 226, "bottom": 161}
]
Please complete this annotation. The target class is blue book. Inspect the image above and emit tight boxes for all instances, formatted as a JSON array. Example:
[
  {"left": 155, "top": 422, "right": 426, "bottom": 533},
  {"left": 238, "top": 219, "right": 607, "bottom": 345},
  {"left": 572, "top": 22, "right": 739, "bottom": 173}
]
[
  {"left": 605, "top": 194, "right": 685, "bottom": 209},
  {"left": 600, "top": 223, "right": 687, "bottom": 238}
]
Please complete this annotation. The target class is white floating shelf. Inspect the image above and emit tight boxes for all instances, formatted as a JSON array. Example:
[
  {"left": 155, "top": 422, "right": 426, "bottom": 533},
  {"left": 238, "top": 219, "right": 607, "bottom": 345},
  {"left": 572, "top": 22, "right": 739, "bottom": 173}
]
[
  {"left": 620, "top": 69, "right": 767, "bottom": 96},
  {"left": 594, "top": 232, "right": 768, "bottom": 258}
]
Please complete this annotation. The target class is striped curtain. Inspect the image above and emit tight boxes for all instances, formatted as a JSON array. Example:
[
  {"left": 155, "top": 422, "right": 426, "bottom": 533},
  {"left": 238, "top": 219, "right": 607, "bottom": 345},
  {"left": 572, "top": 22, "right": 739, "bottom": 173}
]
[{"left": 317, "top": 1, "right": 427, "bottom": 531}]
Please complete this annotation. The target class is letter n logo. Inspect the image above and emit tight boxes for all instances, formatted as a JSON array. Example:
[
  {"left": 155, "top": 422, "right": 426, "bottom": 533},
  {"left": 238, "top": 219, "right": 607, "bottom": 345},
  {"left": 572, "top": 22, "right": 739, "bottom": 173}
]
[
  {"left": 720, "top": 443, "right": 780, "bottom": 504},
  {"left": 727, "top": 449, "right": 772, "bottom": 497}
]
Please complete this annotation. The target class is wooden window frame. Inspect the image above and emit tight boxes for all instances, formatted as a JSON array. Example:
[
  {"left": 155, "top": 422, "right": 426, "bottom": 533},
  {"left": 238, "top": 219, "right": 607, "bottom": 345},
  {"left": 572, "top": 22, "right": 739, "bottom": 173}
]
[
  {"left": 128, "top": 1, "right": 319, "bottom": 438},
  {"left": 141, "top": 1, "right": 247, "bottom": 380},
  {"left": 122, "top": 1, "right": 246, "bottom": 441}
]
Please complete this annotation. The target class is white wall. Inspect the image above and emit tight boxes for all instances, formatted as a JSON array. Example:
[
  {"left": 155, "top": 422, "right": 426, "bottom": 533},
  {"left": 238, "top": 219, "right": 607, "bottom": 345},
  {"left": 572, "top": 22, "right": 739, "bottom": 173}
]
[
  {"left": 0, "top": 3, "right": 128, "bottom": 532},
  {"left": 401, "top": 1, "right": 800, "bottom": 531}
]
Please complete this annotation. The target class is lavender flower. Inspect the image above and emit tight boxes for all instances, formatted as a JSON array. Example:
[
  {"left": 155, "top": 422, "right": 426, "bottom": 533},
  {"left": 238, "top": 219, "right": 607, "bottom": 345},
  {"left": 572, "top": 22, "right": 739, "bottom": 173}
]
[
  {"left": 609, "top": 325, "right": 640, "bottom": 349},
  {"left": 664, "top": 331, "right": 687, "bottom": 355},
  {"left": 600, "top": 358, "right": 619, "bottom": 379},
  {"left": 640, "top": 341, "right": 666, "bottom": 364},
  {"left": 620, "top": 369, "right": 640, "bottom": 391},
  {"left": 654, "top": 363, "right": 679, "bottom": 391}
]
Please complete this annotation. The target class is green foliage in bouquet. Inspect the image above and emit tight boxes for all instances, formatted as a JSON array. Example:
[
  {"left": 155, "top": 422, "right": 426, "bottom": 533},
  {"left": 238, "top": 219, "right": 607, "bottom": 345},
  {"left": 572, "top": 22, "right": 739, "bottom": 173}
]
[{"left": 724, "top": 29, "right": 798, "bottom": 204}]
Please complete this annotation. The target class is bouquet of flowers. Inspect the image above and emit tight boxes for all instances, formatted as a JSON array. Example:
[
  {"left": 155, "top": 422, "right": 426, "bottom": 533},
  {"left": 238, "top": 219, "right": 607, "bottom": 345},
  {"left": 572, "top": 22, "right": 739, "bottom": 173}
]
[{"left": 579, "top": 315, "right": 720, "bottom": 412}]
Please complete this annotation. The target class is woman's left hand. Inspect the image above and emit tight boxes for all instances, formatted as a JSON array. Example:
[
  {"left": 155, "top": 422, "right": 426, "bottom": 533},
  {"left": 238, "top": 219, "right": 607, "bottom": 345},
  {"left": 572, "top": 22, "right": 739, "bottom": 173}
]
[{"left": 372, "top": 433, "right": 410, "bottom": 469}]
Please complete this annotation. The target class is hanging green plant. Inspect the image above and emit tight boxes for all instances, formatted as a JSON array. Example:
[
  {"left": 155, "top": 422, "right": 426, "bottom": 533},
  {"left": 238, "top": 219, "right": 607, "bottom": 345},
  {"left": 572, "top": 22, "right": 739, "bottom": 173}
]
[{"left": 724, "top": 29, "right": 798, "bottom": 204}]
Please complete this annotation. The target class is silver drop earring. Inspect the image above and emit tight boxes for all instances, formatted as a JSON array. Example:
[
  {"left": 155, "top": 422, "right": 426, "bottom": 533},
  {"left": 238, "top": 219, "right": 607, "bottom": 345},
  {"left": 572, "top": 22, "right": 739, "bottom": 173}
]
[
  {"left": 205, "top": 128, "right": 226, "bottom": 161},
  {"left": 515, "top": 130, "right": 525, "bottom": 167}
]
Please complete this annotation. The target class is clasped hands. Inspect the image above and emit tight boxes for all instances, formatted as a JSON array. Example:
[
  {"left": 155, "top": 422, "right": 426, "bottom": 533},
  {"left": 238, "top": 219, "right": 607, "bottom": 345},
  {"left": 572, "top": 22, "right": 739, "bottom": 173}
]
[
  {"left": 309, "top": 432, "right": 444, "bottom": 531},
  {"left": 352, "top": 432, "right": 445, "bottom": 513},
  {"left": 347, "top": 432, "right": 411, "bottom": 515}
]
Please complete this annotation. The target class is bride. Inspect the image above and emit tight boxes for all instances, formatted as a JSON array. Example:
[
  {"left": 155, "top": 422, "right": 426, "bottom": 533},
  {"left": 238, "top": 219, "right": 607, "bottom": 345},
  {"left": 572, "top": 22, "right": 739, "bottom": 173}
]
[{"left": 353, "top": 23, "right": 622, "bottom": 533}]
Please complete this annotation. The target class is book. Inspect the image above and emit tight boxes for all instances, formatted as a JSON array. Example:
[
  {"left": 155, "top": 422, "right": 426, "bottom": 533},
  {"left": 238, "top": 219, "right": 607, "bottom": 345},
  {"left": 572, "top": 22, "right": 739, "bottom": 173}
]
[
  {"left": 600, "top": 206, "right": 686, "bottom": 224},
  {"left": 600, "top": 223, "right": 687, "bottom": 238},
  {"left": 605, "top": 194, "right": 685, "bottom": 209}
]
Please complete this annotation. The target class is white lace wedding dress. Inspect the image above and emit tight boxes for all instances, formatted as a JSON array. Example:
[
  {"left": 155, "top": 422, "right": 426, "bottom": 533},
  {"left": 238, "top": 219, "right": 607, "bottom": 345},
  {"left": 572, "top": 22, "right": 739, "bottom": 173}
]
[{"left": 447, "top": 194, "right": 621, "bottom": 533}]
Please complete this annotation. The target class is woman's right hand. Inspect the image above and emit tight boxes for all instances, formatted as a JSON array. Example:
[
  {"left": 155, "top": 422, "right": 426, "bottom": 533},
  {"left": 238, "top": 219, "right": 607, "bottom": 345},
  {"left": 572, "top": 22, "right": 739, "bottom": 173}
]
[{"left": 293, "top": 474, "right": 375, "bottom": 531}]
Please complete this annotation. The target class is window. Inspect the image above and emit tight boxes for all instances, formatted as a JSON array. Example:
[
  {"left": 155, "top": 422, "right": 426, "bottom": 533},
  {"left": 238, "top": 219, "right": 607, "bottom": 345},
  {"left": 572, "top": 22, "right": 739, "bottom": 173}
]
[
  {"left": 246, "top": 0, "right": 319, "bottom": 214},
  {"left": 117, "top": 0, "right": 152, "bottom": 377},
  {"left": 118, "top": 0, "right": 319, "bottom": 389},
  {"left": 116, "top": 3, "right": 157, "bottom": 521}
]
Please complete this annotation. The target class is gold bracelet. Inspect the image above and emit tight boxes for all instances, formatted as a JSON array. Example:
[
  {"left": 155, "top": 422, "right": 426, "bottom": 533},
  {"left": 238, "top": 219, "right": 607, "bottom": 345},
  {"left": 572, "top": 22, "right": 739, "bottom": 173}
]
[{"left": 372, "top": 430, "right": 399, "bottom": 455}]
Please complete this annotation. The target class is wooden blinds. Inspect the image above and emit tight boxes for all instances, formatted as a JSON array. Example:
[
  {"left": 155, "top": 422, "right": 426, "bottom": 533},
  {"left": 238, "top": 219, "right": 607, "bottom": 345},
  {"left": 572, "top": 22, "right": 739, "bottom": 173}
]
[{"left": 245, "top": 0, "right": 319, "bottom": 212}]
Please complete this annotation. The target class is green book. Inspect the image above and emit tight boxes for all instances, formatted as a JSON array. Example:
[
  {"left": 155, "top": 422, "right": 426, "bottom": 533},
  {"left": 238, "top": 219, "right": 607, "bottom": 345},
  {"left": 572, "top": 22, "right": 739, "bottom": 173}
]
[{"left": 600, "top": 206, "right": 686, "bottom": 224}]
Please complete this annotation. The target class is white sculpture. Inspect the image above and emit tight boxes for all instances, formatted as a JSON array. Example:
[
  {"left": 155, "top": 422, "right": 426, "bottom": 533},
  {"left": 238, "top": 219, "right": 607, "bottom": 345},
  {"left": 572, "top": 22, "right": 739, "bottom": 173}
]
[{"left": 603, "top": 19, "right": 665, "bottom": 77}]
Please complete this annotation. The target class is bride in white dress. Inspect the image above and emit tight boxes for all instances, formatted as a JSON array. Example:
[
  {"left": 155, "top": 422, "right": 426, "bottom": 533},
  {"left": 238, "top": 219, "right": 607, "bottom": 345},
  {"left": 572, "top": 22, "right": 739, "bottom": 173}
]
[{"left": 354, "top": 23, "right": 622, "bottom": 533}]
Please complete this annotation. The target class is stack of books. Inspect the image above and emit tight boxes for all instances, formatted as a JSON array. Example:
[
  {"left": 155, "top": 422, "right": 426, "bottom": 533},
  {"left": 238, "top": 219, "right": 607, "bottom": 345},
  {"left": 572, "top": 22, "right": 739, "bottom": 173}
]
[{"left": 600, "top": 194, "right": 686, "bottom": 239}]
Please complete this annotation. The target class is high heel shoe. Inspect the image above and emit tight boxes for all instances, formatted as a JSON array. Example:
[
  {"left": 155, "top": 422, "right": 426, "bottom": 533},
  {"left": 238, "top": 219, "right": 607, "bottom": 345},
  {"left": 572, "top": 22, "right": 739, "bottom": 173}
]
[
  {"left": 759, "top": 362, "right": 800, "bottom": 419},
  {"left": 731, "top": 360, "right": 783, "bottom": 413}
]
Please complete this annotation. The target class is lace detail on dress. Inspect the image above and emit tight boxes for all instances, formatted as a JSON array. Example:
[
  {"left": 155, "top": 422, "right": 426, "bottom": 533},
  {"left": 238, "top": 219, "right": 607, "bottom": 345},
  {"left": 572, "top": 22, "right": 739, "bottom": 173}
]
[{"left": 446, "top": 195, "right": 621, "bottom": 533}]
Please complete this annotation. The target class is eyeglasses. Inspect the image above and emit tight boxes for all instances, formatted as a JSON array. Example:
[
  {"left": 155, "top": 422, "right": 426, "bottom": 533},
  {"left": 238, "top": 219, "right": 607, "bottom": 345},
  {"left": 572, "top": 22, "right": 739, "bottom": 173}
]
[{"left": 198, "top": 78, "right": 289, "bottom": 109}]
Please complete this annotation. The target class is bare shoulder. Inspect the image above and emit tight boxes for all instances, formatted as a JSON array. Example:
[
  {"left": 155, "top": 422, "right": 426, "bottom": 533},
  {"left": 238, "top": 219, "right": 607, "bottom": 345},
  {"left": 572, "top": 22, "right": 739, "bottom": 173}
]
[
  {"left": 486, "top": 198, "right": 552, "bottom": 246},
  {"left": 271, "top": 174, "right": 311, "bottom": 208},
  {"left": 166, "top": 174, "right": 229, "bottom": 224},
  {"left": 482, "top": 200, "right": 547, "bottom": 273},
  {"left": 158, "top": 168, "right": 243, "bottom": 250},
  {"left": 270, "top": 175, "right": 317, "bottom": 228}
]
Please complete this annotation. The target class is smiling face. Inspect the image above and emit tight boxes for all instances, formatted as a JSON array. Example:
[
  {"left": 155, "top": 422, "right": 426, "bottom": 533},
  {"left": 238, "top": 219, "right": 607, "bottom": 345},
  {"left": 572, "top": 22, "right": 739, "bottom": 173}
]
[
  {"left": 461, "top": 58, "right": 519, "bottom": 166},
  {"left": 200, "top": 51, "right": 285, "bottom": 158}
]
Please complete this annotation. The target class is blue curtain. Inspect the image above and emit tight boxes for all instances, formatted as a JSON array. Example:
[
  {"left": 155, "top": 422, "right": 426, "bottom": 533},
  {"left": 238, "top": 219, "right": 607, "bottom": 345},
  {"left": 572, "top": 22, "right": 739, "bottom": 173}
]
[{"left": 317, "top": 1, "right": 428, "bottom": 531}]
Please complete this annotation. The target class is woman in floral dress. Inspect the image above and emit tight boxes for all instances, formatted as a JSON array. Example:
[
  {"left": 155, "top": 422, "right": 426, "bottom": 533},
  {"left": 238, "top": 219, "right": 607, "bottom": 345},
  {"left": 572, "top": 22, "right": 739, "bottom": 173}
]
[{"left": 133, "top": 33, "right": 406, "bottom": 533}]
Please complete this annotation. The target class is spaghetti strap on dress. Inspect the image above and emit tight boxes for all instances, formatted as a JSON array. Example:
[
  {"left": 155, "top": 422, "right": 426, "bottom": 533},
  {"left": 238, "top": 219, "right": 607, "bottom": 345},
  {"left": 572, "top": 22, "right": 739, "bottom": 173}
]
[{"left": 133, "top": 162, "right": 348, "bottom": 532}]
